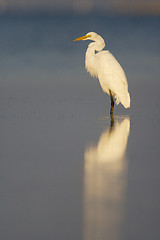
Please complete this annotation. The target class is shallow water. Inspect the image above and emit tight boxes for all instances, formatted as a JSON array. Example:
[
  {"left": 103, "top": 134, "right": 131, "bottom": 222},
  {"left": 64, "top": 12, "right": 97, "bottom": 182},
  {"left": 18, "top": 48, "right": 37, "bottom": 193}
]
[{"left": 0, "top": 14, "right": 160, "bottom": 240}]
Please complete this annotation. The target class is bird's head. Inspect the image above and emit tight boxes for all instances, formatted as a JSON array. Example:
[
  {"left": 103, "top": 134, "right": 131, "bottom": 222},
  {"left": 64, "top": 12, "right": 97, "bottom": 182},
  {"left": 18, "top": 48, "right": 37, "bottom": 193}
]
[
  {"left": 73, "top": 32, "right": 105, "bottom": 52},
  {"left": 73, "top": 32, "right": 99, "bottom": 42}
]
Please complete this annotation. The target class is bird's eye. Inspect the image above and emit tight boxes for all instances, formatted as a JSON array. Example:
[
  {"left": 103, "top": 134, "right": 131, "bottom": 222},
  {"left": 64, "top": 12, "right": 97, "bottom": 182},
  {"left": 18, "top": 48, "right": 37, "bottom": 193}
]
[{"left": 87, "top": 34, "right": 91, "bottom": 38}]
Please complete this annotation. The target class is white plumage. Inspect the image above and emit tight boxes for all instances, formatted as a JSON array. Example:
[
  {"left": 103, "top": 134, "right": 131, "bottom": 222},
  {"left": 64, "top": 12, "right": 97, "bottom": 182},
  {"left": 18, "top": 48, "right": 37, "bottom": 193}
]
[{"left": 74, "top": 32, "right": 130, "bottom": 114}]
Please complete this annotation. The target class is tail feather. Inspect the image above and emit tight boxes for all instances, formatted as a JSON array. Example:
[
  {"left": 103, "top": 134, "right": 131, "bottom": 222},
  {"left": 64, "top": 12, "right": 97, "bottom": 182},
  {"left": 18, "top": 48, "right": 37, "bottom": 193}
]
[
  {"left": 121, "top": 92, "right": 130, "bottom": 108},
  {"left": 115, "top": 92, "right": 130, "bottom": 109}
]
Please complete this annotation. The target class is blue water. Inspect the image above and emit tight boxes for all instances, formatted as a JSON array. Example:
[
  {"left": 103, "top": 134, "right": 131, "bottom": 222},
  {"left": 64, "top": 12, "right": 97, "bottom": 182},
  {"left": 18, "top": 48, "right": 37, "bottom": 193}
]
[{"left": 0, "top": 14, "right": 160, "bottom": 240}]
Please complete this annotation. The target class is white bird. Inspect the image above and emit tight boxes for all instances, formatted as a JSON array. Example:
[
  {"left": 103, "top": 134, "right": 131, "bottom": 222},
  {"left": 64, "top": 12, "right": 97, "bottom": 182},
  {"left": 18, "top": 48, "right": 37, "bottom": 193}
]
[{"left": 74, "top": 32, "right": 130, "bottom": 115}]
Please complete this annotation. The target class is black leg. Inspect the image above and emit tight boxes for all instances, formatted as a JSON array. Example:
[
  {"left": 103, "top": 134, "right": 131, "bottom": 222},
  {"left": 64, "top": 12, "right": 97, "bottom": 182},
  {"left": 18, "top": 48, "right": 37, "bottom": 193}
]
[{"left": 109, "top": 89, "right": 114, "bottom": 116}]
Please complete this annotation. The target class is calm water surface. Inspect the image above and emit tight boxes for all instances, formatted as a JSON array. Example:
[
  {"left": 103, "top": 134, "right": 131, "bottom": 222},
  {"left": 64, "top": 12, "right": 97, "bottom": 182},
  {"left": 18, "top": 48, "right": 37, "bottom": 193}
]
[{"left": 0, "top": 14, "right": 160, "bottom": 240}]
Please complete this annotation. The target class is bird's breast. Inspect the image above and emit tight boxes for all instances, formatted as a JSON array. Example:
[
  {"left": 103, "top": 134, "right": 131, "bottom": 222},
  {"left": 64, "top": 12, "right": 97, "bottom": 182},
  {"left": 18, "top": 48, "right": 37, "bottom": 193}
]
[{"left": 85, "top": 54, "right": 98, "bottom": 78}]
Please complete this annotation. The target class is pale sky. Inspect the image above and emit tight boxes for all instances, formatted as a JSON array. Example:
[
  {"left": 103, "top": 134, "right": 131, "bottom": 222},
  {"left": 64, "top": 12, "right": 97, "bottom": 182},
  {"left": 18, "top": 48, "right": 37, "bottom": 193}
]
[{"left": 0, "top": 0, "right": 160, "bottom": 14}]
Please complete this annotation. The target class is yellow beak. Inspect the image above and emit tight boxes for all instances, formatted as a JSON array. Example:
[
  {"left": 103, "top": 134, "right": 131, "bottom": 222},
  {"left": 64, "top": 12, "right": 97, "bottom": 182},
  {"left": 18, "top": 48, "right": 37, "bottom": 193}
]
[{"left": 73, "top": 34, "right": 91, "bottom": 41}]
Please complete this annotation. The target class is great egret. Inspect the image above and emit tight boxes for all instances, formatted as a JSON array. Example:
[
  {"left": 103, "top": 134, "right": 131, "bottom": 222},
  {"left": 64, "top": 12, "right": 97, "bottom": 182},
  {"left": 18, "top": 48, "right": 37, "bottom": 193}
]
[{"left": 74, "top": 32, "right": 130, "bottom": 115}]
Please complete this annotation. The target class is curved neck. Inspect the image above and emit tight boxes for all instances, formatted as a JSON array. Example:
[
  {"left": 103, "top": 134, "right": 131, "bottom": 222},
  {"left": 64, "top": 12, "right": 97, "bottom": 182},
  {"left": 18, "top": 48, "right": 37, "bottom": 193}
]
[
  {"left": 86, "top": 37, "right": 105, "bottom": 60},
  {"left": 85, "top": 38, "right": 105, "bottom": 78},
  {"left": 88, "top": 36, "right": 105, "bottom": 52}
]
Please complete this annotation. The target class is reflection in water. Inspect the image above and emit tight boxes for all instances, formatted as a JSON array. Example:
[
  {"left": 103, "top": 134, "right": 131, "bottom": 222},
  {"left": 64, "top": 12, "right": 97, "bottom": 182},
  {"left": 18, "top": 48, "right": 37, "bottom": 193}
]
[{"left": 83, "top": 117, "right": 130, "bottom": 240}]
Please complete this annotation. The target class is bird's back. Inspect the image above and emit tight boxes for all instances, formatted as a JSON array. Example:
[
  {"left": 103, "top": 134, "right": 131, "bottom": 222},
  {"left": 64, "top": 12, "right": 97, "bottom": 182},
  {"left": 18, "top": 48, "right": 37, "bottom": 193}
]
[{"left": 95, "top": 51, "right": 130, "bottom": 108}]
